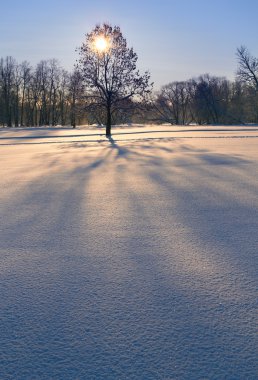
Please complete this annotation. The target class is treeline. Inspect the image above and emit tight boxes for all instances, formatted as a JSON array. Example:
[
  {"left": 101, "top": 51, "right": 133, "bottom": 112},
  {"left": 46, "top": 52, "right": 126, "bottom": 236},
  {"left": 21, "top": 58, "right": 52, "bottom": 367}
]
[
  {"left": 0, "top": 57, "right": 84, "bottom": 127},
  {"left": 1, "top": 46, "right": 258, "bottom": 126},
  {"left": 153, "top": 47, "right": 258, "bottom": 125},
  {"left": 153, "top": 74, "right": 258, "bottom": 125}
]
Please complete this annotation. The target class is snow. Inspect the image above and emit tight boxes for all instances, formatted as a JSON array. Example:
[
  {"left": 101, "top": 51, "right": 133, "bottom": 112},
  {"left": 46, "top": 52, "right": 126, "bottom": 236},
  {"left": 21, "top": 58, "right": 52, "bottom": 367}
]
[{"left": 0, "top": 125, "right": 258, "bottom": 379}]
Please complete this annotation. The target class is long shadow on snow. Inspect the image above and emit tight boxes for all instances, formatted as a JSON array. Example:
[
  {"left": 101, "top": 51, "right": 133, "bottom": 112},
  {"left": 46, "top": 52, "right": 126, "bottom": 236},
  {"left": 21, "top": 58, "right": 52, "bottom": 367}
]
[
  {"left": 1, "top": 136, "right": 257, "bottom": 378},
  {"left": 103, "top": 140, "right": 258, "bottom": 377}
]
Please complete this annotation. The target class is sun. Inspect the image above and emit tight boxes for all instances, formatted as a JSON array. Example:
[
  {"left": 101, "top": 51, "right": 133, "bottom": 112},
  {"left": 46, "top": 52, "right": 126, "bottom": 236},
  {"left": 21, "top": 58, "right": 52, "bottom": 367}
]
[{"left": 94, "top": 36, "right": 109, "bottom": 52}]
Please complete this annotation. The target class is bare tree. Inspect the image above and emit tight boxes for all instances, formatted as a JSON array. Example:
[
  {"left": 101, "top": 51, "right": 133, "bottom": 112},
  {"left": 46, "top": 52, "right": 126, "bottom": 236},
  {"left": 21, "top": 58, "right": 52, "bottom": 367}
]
[
  {"left": 58, "top": 69, "right": 70, "bottom": 126},
  {"left": 236, "top": 46, "right": 258, "bottom": 90},
  {"left": 236, "top": 46, "right": 258, "bottom": 122},
  {"left": 20, "top": 61, "right": 32, "bottom": 126},
  {"left": 68, "top": 69, "right": 84, "bottom": 128},
  {"left": 155, "top": 81, "right": 192, "bottom": 125},
  {"left": 0, "top": 56, "right": 16, "bottom": 126},
  {"left": 13, "top": 62, "right": 22, "bottom": 126},
  {"left": 191, "top": 75, "right": 231, "bottom": 124},
  {"left": 48, "top": 59, "right": 62, "bottom": 126},
  {"left": 77, "top": 23, "right": 152, "bottom": 136}
]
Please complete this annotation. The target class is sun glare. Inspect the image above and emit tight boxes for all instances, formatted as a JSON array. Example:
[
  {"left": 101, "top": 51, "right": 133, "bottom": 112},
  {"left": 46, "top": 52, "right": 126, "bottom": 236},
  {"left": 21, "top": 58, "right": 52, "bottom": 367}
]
[{"left": 94, "top": 36, "right": 109, "bottom": 52}]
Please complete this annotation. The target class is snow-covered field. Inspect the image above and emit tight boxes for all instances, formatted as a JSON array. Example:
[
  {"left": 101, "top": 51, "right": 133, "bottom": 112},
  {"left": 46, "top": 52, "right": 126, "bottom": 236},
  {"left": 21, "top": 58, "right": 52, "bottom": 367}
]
[{"left": 0, "top": 125, "right": 257, "bottom": 379}]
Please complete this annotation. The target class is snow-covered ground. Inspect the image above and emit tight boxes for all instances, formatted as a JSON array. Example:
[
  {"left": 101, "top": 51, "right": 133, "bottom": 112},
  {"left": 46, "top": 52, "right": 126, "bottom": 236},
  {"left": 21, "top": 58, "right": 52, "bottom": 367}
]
[{"left": 0, "top": 125, "right": 257, "bottom": 379}]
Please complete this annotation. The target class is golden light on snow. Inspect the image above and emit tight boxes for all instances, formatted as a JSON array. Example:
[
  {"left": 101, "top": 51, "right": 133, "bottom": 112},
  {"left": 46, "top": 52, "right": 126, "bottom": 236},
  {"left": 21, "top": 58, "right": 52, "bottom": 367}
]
[{"left": 94, "top": 36, "right": 109, "bottom": 52}]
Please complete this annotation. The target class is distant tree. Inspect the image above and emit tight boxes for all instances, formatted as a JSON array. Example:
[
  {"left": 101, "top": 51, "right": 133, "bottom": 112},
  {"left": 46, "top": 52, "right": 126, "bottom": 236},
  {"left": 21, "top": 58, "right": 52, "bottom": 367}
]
[
  {"left": 191, "top": 74, "right": 231, "bottom": 124},
  {"left": 58, "top": 69, "right": 70, "bottom": 126},
  {"left": 68, "top": 69, "right": 84, "bottom": 128},
  {"left": 228, "top": 81, "right": 249, "bottom": 124},
  {"left": 155, "top": 81, "right": 192, "bottom": 125},
  {"left": 13, "top": 62, "right": 22, "bottom": 126},
  {"left": 77, "top": 23, "right": 152, "bottom": 136},
  {"left": 48, "top": 59, "right": 61, "bottom": 126},
  {"left": 19, "top": 61, "right": 32, "bottom": 126}
]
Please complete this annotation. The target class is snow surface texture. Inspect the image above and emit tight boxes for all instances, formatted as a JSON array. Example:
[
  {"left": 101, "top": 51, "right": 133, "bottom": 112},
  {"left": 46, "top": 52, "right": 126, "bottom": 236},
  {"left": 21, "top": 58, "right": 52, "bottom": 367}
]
[{"left": 0, "top": 125, "right": 258, "bottom": 379}]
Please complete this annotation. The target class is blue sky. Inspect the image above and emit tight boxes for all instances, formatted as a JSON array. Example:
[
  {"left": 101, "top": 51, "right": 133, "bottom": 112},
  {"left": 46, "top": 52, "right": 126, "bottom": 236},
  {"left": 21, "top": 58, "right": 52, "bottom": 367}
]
[{"left": 1, "top": 0, "right": 258, "bottom": 89}]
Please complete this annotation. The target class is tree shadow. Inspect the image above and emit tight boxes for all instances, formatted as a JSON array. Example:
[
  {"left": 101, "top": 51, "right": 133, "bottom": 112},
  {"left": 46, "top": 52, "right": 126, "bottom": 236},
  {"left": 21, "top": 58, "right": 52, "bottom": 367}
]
[
  {"left": 1, "top": 136, "right": 257, "bottom": 378},
  {"left": 108, "top": 136, "right": 129, "bottom": 157}
]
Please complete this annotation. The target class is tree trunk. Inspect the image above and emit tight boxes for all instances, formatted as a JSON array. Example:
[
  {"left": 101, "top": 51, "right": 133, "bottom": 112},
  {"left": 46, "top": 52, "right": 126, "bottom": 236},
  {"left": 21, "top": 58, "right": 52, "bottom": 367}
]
[
  {"left": 106, "top": 106, "right": 111, "bottom": 137},
  {"left": 20, "top": 88, "right": 25, "bottom": 126},
  {"left": 71, "top": 95, "right": 76, "bottom": 128}
]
